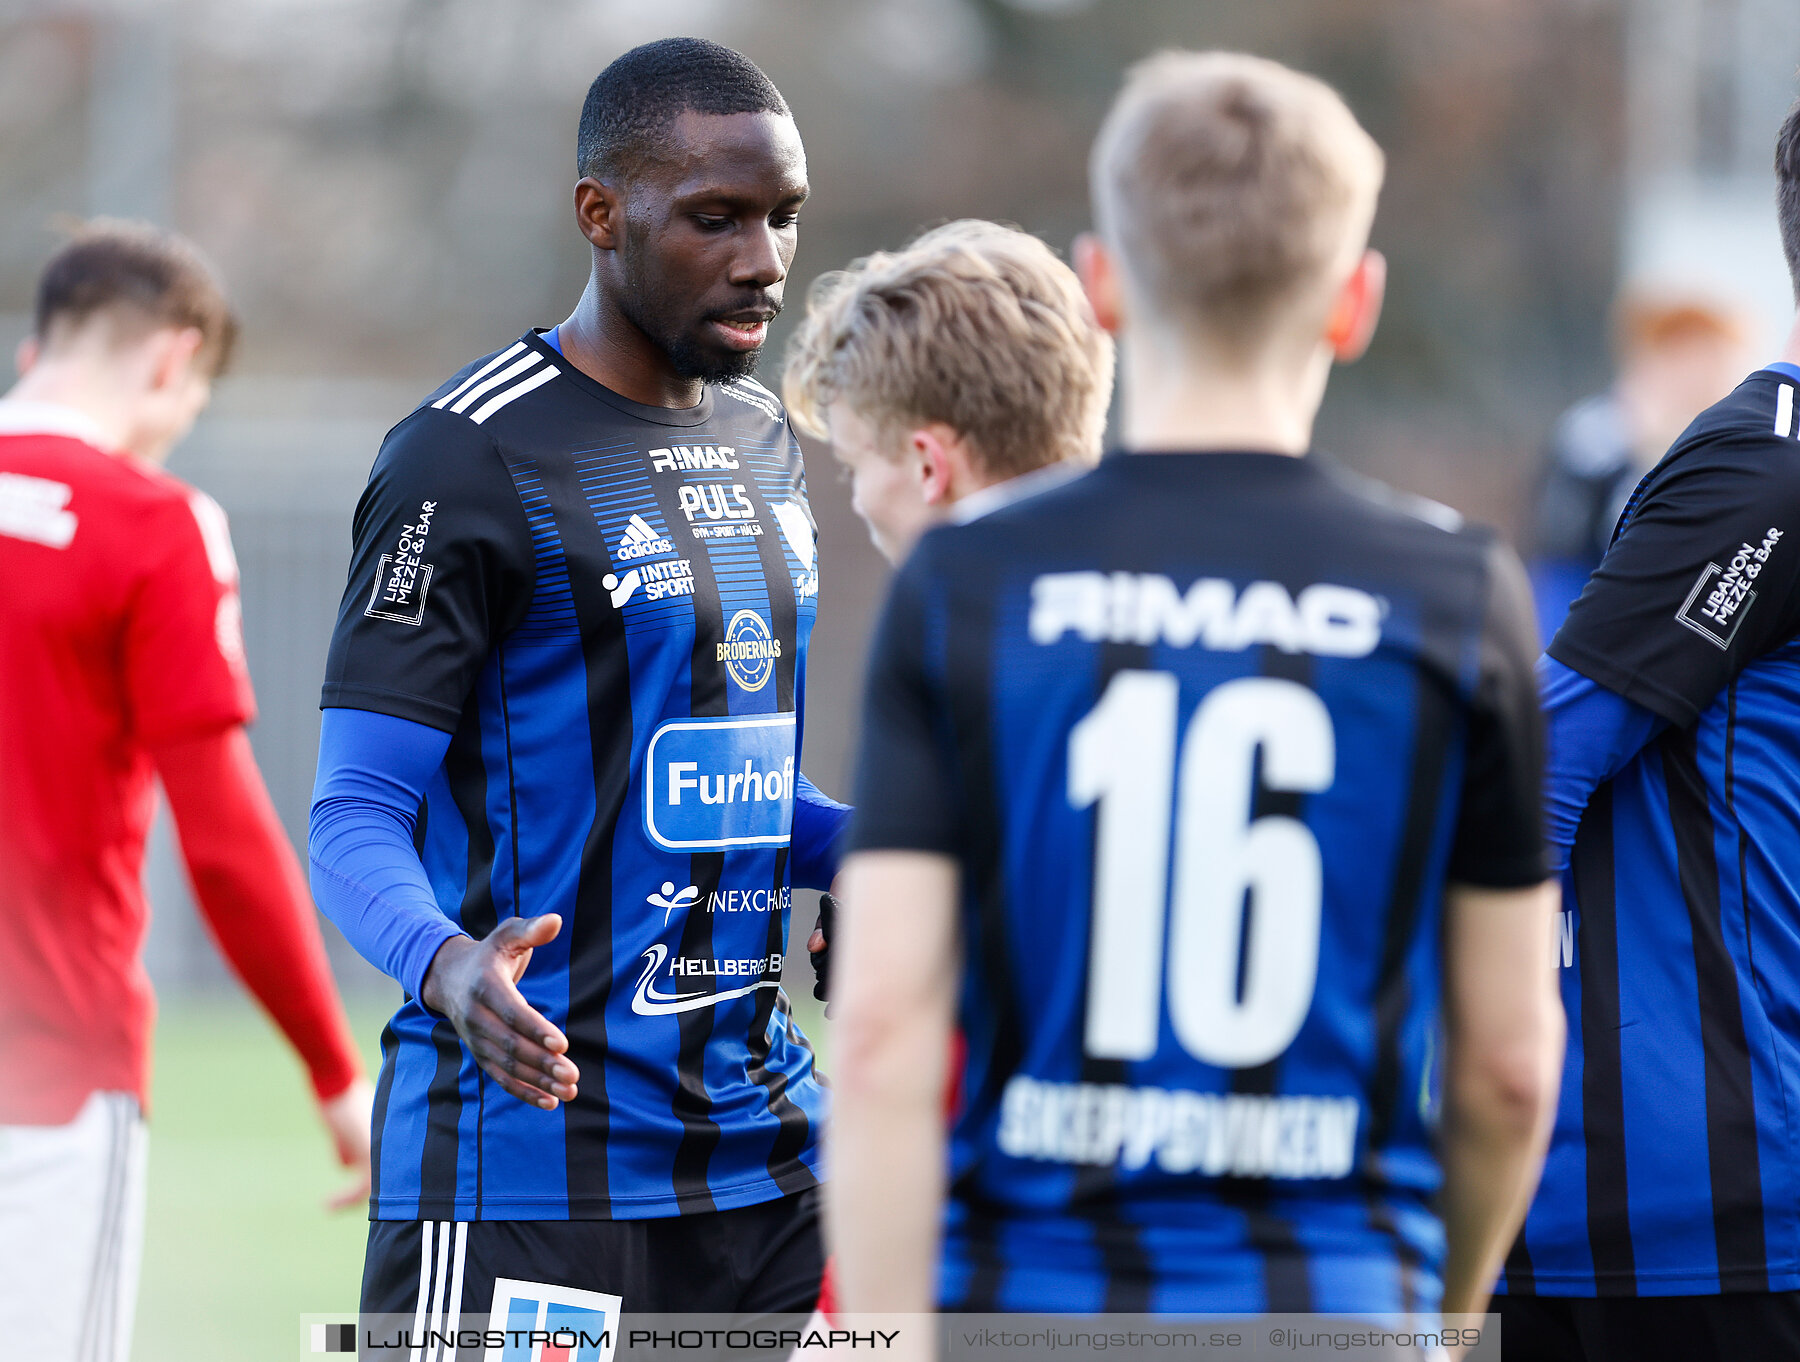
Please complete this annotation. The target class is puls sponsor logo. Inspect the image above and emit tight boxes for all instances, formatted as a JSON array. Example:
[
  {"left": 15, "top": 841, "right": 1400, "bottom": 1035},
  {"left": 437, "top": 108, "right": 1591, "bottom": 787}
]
[
  {"left": 1677, "top": 526, "right": 1783, "bottom": 649},
  {"left": 644, "top": 713, "right": 796, "bottom": 851},
  {"left": 679, "top": 482, "right": 764, "bottom": 540},
  {"left": 365, "top": 499, "right": 437, "bottom": 625},
  {"left": 651, "top": 444, "right": 738, "bottom": 473},
  {"left": 1029, "top": 571, "right": 1383, "bottom": 658},
  {"left": 718, "top": 609, "right": 781, "bottom": 690},
  {"left": 631, "top": 942, "right": 782, "bottom": 1016}
]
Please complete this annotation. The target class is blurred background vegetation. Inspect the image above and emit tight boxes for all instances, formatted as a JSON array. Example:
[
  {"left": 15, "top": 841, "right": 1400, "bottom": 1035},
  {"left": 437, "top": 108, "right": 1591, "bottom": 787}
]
[{"left": 0, "top": 1, "right": 1795, "bottom": 1357}]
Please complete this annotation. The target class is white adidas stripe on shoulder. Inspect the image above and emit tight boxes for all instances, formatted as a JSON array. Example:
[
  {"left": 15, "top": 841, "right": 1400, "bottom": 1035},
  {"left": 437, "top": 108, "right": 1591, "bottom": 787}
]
[
  {"left": 719, "top": 379, "right": 783, "bottom": 421},
  {"left": 450, "top": 352, "right": 542, "bottom": 416},
  {"left": 470, "top": 364, "right": 559, "bottom": 424},
  {"left": 1776, "top": 382, "right": 1794, "bottom": 439},
  {"left": 432, "top": 341, "right": 527, "bottom": 411}
]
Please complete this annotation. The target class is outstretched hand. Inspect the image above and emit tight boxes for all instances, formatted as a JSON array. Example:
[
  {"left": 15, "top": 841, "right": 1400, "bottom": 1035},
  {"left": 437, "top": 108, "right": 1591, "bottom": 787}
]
[{"left": 421, "top": 915, "right": 578, "bottom": 1110}]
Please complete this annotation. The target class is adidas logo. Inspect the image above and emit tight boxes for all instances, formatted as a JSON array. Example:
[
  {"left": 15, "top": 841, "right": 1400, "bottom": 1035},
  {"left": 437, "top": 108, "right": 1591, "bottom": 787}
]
[{"left": 615, "top": 513, "right": 674, "bottom": 563}]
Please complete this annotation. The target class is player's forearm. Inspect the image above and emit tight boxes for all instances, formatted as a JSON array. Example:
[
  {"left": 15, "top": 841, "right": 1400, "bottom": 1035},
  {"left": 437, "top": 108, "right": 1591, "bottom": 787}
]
[
  {"left": 1438, "top": 1058, "right": 1559, "bottom": 1314},
  {"left": 830, "top": 850, "right": 960, "bottom": 1314},
  {"left": 1438, "top": 880, "right": 1564, "bottom": 1315},
  {"left": 157, "top": 727, "right": 365, "bottom": 1101},
  {"left": 1438, "top": 1003, "right": 1563, "bottom": 1313},
  {"left": 829, "top": 1039, "right": 948, "bottom": 1312}
]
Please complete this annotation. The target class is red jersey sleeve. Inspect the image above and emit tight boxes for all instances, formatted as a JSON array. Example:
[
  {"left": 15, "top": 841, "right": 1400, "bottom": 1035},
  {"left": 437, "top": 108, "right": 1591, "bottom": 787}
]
[{"left": 123, "top": 487, "right": 256, "bottom": 743}]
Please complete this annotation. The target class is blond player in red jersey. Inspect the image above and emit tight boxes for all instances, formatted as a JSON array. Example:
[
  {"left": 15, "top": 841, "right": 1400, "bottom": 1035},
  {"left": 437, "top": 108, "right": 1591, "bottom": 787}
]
[{"left": 0, "top": 222, "right": 371, "bottom": 1362}]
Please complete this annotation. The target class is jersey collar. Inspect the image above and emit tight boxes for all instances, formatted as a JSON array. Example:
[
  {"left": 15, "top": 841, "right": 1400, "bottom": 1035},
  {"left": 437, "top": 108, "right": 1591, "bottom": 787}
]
[
  {"left": 950, "top": 462, "right": 1084, "bottom": 525},
  {"left": 1764, "top": 360, "right": 1800, "bottom": 385},
  {"left": 0, "top": 399, "right": 119, "bottom": 451},
  {"left": 523, "top": 330, "right": 718, "bottom": 428}
]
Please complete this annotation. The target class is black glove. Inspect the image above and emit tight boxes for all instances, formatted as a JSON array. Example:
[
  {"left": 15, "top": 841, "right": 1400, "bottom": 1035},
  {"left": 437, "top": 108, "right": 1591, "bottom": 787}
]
[{"left": 810, "top": 892, "right": 837, "bottom": 1003}]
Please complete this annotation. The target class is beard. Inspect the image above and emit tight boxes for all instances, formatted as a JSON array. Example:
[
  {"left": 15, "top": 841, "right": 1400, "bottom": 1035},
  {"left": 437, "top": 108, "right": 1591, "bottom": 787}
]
[{"left": 619, "top": 254, "right": 772, "bottom": 384}]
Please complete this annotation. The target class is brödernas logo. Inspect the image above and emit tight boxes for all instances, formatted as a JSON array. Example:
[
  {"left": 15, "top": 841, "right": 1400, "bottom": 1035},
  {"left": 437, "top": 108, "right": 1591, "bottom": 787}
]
[{"left": 718, "top": 610, "right": 781, "bottom": 691}]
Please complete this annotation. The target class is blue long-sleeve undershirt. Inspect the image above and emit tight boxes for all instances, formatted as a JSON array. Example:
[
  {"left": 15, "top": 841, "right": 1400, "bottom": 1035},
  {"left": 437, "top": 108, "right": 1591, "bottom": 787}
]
[
  {"left": 308, "top": 707, "right": 460, "bottom": 999},
  {"left": 1539, "top": 654, "right": 1666, "bottom": 875},
  {"left": 308, "top": 707, "right": 851, "bottom": 995}
]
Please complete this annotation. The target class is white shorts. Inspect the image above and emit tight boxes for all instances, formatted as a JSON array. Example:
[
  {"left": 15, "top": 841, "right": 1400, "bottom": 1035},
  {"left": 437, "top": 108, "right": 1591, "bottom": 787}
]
[{"left": 0, "top": 1091, "right": 147, "bottom": 1362}]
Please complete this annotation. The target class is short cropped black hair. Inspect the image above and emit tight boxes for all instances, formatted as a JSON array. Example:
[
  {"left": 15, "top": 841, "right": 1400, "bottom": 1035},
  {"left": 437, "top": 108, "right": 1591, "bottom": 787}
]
[
  {"left": 577, "top": 37, "right": 789, "bottom": 184},
  {"left": 1780, "top": 99, "right": 1800, "bottom": 300}
]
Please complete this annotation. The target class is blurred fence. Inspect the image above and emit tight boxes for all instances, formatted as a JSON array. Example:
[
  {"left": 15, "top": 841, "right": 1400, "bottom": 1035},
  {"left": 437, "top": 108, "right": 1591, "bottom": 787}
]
[{"left": 143, "top": 385, "right": 406, "bottom": 996}]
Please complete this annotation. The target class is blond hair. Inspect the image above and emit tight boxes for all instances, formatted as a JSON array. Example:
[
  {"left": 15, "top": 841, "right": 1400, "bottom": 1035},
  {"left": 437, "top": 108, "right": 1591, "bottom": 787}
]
[
  {"left": 783, "top": 220, "right": 1114, "bottom": 479},
  {"left": 1090, "top": 51, "right": 1384, "bottom": 347}
]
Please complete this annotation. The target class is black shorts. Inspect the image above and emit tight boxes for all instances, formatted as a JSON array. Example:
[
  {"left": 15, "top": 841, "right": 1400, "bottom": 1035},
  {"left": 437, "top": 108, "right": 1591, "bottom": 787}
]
[
  {"left": 1497, "top": 1290, "right": 1800, "bottom": 1362},
  {"left": 359, "top": 1189, "right": 821, "bottom": 1359}
]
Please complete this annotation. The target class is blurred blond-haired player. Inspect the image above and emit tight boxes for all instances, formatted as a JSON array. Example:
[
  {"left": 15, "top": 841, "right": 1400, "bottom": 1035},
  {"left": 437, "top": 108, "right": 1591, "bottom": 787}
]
[
  {"left": 0, "top": 223, "right": 371, "bottom": 1362},
  {"left": 784, "top": 219, "right": 1113, "bottom": 1315},
  {"left": 786, "top": 217, "right": 1114, "bottom": 564},
  {"left": 827, "top": 51, "right": 1563, "bottom": 1335}
]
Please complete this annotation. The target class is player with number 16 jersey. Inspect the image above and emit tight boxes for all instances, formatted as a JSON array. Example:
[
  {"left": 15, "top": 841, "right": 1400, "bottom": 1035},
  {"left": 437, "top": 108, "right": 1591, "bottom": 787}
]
[{"left": 836, "top": 52, "right": 1560, "bottom": 1321}]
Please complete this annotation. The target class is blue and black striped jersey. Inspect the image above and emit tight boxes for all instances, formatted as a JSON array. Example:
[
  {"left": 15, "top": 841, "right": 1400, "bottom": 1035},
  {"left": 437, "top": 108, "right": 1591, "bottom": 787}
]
[
  {"left": 1506, "top": 365, "right": 1800, "bottom": 1297},
  {"left": 321, "top": 331, "right": 828, "bottom": 1220},
  {"left": 850, "top": 451, "right": 1547, "bottom": 1313}
]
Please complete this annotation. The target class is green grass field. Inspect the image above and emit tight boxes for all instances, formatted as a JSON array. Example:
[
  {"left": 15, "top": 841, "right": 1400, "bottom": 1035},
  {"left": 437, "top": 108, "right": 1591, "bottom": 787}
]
[
  {"left": 132, "top": 995, "right": 386, "bottom": 1362},
  {"left": 131, "top": 988, "right": 832, "bottom": 1361}
]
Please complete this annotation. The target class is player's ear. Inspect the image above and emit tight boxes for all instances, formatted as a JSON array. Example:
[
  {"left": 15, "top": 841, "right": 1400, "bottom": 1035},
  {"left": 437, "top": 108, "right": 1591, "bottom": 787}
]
[
  {"left": 147, "top": 327, "right": 205, "bottom": 393},
  {"left": 911, "top": 427, "right": 955, "bottom": 507},
  {"left": 1325, "top": 249, "right": 1386, "bottom": 363},
  {"left": 14, "top": 335, "right": 38, "bottom": 377},
  {"left": 575, "top": 176, "right": 625, "bottom": 252},
  {"left": 1074, "top": 233, "right": 1124, "bottom": 335}
]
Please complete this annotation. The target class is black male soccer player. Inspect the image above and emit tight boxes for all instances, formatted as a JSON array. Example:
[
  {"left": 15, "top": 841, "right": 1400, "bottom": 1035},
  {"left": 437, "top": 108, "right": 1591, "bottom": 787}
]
[
  {"left": 1495, "top": 102, "right": 1800, "bottom": 1362},
  {"left": 831, "top": 52, "right": 1564, "bottom": 1325},
  {"left": 308, "top": 39, "right": 847, "bottom": 1325}
]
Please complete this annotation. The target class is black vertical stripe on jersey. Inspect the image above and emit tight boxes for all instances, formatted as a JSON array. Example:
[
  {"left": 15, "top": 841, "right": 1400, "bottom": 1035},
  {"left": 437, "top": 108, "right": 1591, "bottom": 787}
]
[
  {"left": 733, "top": 456, "right": 815, "bottom": 1186},
  {"left": 367, "top": 1019, "right": 400, "bottom": 1208},
  {"left": 1066, "top": 642, "right": 1157, "bottom": 1310},
  {"left": 1217, "top": 646, "right": 1317, "bottom": 1313},
  {"left": 541, "top": 471, "right": 633, "bottom": 1212},
  {"left": 943, "top": 576, "right": 1026, "bottom": 1312},
  {"left": 1573, "top": 782, "right": 1634, "bottom": 1287},
  {"left": 743, "top": 845, "right": 815, "bottom": 1193},
  {"left": 419, "top": 708, "right": 500, "bottom": 1211},
  {"left": 1661, "top": 726, "right": 1769, "bottom": 1289},
  {"left": 1355, "top": 594, "right": 1462, "bottom": 1313},
  {"left": 668, "top": 479, "right": 738, "bottom": 1211},
  {"left": 1504, "top": 1231, "right": 1538, "bottom": 1296}
]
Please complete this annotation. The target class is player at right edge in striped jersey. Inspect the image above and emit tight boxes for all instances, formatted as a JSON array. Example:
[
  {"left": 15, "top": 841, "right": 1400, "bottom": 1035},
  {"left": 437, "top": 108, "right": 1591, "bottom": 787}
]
[
  {"left": 1494, "top": 100, "right": 1800, "bottom": 1361},
  {"left": 829, "top": 52, "right": 1565, "bottom": 1340}
]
